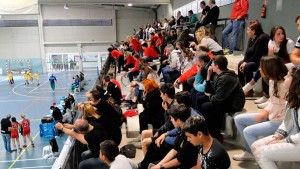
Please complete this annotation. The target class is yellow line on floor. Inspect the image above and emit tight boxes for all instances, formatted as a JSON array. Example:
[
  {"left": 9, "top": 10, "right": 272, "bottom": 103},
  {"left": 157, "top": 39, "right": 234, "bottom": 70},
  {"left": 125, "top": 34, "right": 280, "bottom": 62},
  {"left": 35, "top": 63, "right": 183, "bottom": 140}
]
[{"left": 8, "top": 132, "right": 40, "bottom": 169}]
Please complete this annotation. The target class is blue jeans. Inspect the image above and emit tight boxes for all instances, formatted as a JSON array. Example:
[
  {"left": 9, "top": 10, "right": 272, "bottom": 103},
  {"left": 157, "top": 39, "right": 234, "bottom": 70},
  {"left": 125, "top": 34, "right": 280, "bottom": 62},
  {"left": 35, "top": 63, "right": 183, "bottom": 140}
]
[
  {"left": 234, "top": 113, "right": 281, "bottom": 153},
  {"left": 238, "top": 61, "right": 259, "bottom": 84},
  {"left": 222, "top": 19, "right": 245, "bottom": 53},
  {"left": 162, "top": 67, "right": 177, "bottom": 83},
  {"left": 2, "top": 133, "right": 11, "bottom": 152}
]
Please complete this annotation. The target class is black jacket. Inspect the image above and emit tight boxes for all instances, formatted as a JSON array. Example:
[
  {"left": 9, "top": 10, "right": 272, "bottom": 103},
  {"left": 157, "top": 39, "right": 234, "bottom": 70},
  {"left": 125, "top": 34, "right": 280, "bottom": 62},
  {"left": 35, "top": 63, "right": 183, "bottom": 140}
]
[
  {"left": 243, "top": 33, "right": 269, "bottom": 64},
  {"left": 52, "top": 107, "right": 63, "bottom": 122},
  {"left": 202, "top": 5, "right": 220, "bottom": 26},
  {"left": 106, "top": 82, "right": 122, "bottom": 104},
  {"left": 207, "top": 70, "right": 245, "bottom": 111},
  {"left": 94, "top": 100, "right": 123, "bottom": 127}
]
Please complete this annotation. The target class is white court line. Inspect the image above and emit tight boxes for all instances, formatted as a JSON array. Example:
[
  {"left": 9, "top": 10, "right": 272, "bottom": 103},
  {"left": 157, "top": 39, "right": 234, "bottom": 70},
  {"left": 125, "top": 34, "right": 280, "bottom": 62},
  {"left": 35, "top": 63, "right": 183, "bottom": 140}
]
[
  {"left": 30, "top": 91, "right": 70, "bottom": 93},
  {"left": 12, "top": 166, "right": 52, "bottom": 169},
  {"left": 29, "top": 80, "right": 49, "bottom": 93},
  {"left": 0, "top": 158, "right": 46, "bottom": 163},
  {"left": 0, "top": 99, "right": 50, "bottom": 103},
  {"left": 12, "top": 83, "right": 51, "bottom": 99}
]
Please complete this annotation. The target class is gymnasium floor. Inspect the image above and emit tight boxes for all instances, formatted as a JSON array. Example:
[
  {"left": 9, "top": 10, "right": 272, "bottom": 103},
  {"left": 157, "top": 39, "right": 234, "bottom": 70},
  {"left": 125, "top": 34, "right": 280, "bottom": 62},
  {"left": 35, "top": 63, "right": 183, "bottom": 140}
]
[{"left": 0, "top": 70, "right": 98, "bottom": 169}]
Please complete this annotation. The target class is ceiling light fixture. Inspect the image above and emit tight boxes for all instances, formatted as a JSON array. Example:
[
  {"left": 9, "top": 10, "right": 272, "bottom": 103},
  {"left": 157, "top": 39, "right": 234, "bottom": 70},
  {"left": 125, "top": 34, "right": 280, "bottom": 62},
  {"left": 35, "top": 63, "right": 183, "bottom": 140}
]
[
  {"left": 64, "top": 3, "right": 69, "bottom": 10},
  {"left": 127, "top": 3, "right": 133, "bottom": 7}
]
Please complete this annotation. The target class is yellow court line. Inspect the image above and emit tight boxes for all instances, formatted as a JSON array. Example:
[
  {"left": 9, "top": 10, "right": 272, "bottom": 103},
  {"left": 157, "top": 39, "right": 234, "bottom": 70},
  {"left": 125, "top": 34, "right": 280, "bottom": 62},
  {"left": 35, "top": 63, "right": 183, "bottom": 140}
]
[{"left": 8, "top": 132, "right": 41, "bottom": 169}]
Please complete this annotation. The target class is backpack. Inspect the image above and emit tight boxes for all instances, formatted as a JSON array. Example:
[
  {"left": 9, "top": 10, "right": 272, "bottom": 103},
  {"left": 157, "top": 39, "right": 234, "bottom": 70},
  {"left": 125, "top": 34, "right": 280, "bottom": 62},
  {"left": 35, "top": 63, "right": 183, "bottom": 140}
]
[{"left": 120, "top": 144, "right": 136, "bottom": 158}]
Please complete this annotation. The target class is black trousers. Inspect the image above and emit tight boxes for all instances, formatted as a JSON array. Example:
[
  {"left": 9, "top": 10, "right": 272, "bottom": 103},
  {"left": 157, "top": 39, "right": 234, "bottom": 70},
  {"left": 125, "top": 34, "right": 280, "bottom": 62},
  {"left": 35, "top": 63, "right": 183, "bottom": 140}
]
[
  {"left": 139, "top": 111, "right": 165, "bottom": 134},
  {"left": 117, "top": 55, "right": 125, "bottom": 73}
]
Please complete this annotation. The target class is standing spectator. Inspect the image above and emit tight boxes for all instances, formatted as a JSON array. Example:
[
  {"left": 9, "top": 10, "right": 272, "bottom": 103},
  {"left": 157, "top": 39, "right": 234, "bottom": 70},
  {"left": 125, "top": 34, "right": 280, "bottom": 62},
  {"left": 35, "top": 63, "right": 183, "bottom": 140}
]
[
  {"left": 49, "top": 74, "right": 57, "bottom": 91},
  {"left": 222, "top": 0, "right": 249, "bottom": 55},
  {"left": 50, "top": 105, "right": 63, "bottom": 136},
  {"left": 183, "top": 116, "right": 231, "bottom": 169},
  {"left": 99, "top": 140, "right": 138, "bottom": 169},
  {"left": 128, "top": 35, "right": 143, "bottom": 57},
  {"left": 102, "top": 75, "right": 122, "bottom": 105},
  {"left": 201, "top": 0, "right": 220, "bottom": 34},
  {"left": 11, "top": 117, "right": 22, "bottom": 151},
  {"left": 55, "top": 119, "right": 111, "bottom": 169},
  {"left": 1, "top": 114, "right": 12, "bottom": 153},
  {"left": 199, "top": 1, "right": 211, "bottom": 22},
  {"left": 108, "top": 47, "right": 124, "bottom": 73},
  {"left": 290, "top": 15, "right": 300, "bottom": 65},
  {"left": 20, "top": 114, "right": 34, "bottom": 148}
]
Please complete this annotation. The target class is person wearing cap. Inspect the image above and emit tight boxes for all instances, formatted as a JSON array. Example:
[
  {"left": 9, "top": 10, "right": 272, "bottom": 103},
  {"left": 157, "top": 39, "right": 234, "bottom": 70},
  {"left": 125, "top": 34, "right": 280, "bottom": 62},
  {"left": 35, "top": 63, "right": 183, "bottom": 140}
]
[
  {"left": 1, "top": 114, "right": 12, "bottom": 152},
  {"left": 20, "top": 114, "right": 34, "bottom": 148}
]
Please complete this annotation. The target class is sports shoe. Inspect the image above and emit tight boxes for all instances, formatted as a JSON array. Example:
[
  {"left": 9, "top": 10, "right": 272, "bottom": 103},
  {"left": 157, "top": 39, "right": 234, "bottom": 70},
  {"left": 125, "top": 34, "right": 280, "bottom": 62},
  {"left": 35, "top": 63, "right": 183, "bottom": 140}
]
[
  {"left": 257, "top": 101, "right": 268, "bottom": 109},
  {"left": 233, "top": 151, "right": 255, "bottom": 161},
  {"left": 23, "top": 145, "right": 27, "bottom": 148},
  {"left": 254, "top": 96, "right": 268, "bottom": 104},
  {"left": 243, "top": 83, "right": 254, "bottom": 93},
  {"left": 31, "top": 143, "right": 35, "bottom": 147},
  {"left": 223, "top": 48, "right": 230, "bottom": 55}
]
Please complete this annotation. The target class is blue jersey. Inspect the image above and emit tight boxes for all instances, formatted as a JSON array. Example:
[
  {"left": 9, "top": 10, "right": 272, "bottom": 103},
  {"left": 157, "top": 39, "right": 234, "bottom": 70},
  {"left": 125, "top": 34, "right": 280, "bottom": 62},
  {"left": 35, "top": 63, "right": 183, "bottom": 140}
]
[{"left": 49, "top": 76, "right": 57, "bottom": 84}]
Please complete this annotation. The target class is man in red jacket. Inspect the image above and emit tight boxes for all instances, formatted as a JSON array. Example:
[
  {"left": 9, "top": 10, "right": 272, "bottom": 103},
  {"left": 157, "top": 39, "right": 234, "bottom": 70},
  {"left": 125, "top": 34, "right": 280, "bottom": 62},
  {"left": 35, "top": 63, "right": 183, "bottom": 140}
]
[
  {"left": 108, "top": 47, "right": 124, "bottom": 73},
  {"left": 222, "top": 0, "right": 249, "bottom": 55}
]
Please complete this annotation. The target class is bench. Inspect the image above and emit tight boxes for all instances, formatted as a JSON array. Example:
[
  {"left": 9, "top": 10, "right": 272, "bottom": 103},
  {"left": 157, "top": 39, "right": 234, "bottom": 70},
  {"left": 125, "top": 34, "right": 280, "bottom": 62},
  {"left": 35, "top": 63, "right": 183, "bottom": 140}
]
[{"left": 126, "top": 104, "right": 143, "bottom": 138}]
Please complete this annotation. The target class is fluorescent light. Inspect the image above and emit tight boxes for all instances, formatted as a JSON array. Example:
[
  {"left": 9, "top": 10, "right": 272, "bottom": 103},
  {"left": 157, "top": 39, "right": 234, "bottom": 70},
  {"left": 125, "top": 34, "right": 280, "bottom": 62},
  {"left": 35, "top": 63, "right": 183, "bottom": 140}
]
[
  {"left": 64, "top": 4, "right": 69, "bottom": 10},
  {"left": 127, "top": 3, "right": 133, "bottom": 6}
]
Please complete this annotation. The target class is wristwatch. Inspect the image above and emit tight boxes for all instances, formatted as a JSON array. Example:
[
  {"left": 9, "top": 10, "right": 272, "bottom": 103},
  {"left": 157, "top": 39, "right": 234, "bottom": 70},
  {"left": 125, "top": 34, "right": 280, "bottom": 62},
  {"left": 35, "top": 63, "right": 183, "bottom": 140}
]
[{"left": 160, "top": 165, "right": 164, "bottom": 169}]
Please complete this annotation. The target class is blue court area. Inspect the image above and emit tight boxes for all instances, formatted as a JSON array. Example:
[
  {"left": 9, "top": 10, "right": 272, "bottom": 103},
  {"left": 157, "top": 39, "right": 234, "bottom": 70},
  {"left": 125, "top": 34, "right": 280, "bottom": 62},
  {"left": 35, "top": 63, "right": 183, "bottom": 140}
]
[{"left": 0, "top": 71, "right": 98, "bottom": 169}]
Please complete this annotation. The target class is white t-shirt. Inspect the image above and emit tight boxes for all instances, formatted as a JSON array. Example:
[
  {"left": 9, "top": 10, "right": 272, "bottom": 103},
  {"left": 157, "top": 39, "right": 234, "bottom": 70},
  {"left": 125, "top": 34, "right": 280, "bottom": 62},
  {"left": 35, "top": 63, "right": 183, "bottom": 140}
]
[
  {"left": 110, "top": 155, "right": 138, "bottom": 169},
  {"left": 268, "top": 38, "right": 295, "bottom": 54}
]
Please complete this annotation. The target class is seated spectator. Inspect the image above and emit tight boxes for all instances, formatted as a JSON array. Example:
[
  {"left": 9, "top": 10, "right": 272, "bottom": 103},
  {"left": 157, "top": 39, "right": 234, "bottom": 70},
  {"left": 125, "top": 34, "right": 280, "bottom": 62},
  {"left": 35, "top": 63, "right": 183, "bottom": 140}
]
[
  {"left": 290, "top": 15, "right": 300, "bottom": 65},
  {"left": 71, "top": 75, "right": 80, "bottom": 92},
  {"left": 108, "top": 73, "right": 122, "bottom": 94},
  {"left": 180, "top": 48, "right": 194, "bottom": 74},
  {"left": 175, "top": 26, "right": 194, "bottom": 48},
  {"left": 56, "top": 119, "right": 111, "bottom": 169},
  {"left": 237, "top": 20, "right": 269, "bottom": 96},
  {"left": 99, "top": 140, "right": 138, "bottom": 169},
  {"left": 123, "top": 51, "right": 135, "bottom": 72},
  {"left": 139, "top": 83, "right": 175, "bottom": 154},
  {"left": 168, "top": 16, "right": 176, "bottom": 28},
  {"left": 161, "top": 44, "right": 181, "bottom": 83},
  {"left": 128, "top": 35, "right": 143, "bottom": 57},
  {"left": 102, "top": 75, "right": 122, "bottom": 105},
  {"left": 138, "top": 58, "right": 159, "bottom": 83},
  {"left": 233, "top": 56, "right": 288, "bottom": 161},
  {"left": 191, "top": 53, "right": 211, "bottom": 109},
  {"left": 197, "top": 55, "right": 245, "bottom": 142},
  {"left": 174, "top": 46, "right": 212, "bottom": 92},
  {"left": 183, "top": 116, "right": 231, "bottom": 169},
  {"left": 251, "top": 66, "right": 300, "bottom": 169},
  {"left": 243, "top": 25, "right": 295, "bottom": 105},
  {"left": 159, "top": 18, "right": 169, "bottom": 30},
  {"left": 193, "top": 26, "right": 223, "bottom": 55},
  {"left": 146, "top": 104, "right": 198, "bottom": 169},
  {"left": 175, "top": 11, "right": 185, "bottom": 26},
  {"left": 142, "top": 42, "right": 158, "bottom": 62},
  {"left": 128, "top": 54, "right": 140, "bottom": 83},
  {"left": 184, "top": 10, "right": 198, "bottom": 25}
]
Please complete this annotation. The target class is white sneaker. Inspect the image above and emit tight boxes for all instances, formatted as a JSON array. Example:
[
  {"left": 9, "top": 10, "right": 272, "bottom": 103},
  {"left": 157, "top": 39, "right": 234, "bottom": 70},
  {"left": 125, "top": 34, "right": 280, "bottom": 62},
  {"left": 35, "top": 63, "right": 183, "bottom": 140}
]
[
  {"left": 257, "top": 101, "right": 268, "bottom": 109},
  {"left": 254, "top": 96, "right": 268, "bottom": 104},
  {"left": 243, "top": 83, "right": 254, "bottom": 93},
  {"left": 233, "top": 151, "right": 255, "bottom": 161}
]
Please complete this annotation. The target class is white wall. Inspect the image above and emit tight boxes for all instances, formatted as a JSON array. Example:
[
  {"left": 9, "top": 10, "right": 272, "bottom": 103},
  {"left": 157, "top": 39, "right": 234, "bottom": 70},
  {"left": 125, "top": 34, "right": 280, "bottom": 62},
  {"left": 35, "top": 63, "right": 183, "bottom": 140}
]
[
  {"left": 157, "top": 4, "right": 173, "bottom": 21},
  {"left": 116, "top": 9, "right": 155, "bottom": 41}
]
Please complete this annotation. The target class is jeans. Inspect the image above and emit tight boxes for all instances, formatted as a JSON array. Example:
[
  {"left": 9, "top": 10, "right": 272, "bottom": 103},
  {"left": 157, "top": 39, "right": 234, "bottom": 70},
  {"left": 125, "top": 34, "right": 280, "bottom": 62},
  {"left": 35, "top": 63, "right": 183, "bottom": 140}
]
[
  {"left": 238, "top": 61, "right": 259, "bottom": 85},
  {"left": 234, "top": 113, "right": 282, "bottom": 153},
  {"left": 252, "top": 135, "right": 300, "bottom": 169},
  {"left": 2, "top": 133, "right": 11, "bottom": 152},
  {"left": 162, "top": 67, "right": 177, "bottom": 83},
  {"left": 222, "top": 19, "right": 245, "bottom": 53}
]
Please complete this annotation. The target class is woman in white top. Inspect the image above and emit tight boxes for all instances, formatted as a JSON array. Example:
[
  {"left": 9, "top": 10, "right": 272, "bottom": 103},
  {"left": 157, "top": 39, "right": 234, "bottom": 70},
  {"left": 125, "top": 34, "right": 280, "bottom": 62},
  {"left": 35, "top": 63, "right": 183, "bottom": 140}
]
[
  {"left": 233, "top": 56, "right": 289, "bottom": 161},
  {"left": 180, "top": 48, "right": 195, "bottom": 74},
  {"left": 243, "top": 26, "right": 295, "bottom": 105},
  {"left": 251, "top": 66, "right": 300, "bottom": 169}
]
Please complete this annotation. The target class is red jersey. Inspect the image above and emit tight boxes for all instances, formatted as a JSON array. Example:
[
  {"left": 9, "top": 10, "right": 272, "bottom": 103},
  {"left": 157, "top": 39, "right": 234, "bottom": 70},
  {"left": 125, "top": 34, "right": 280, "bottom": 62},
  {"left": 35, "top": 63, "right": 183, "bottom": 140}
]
[
  {"left": 111, "top": 50, "right": 123, "bottom": 59},
  {"left": 131, "top": 38, "right": 142, "bottom": 52},
  {"left": 11, "top": 122, "right": 19, "bottom": 138},
  {"left": 230, "top": 0, "right": 249, "bottom": 20},
  {"left": 131, "top": 59, "right": 140, "bottom": 72},
  {"left": 144, "top": 47, "right": 158, "bottom": 58},
  {"left": 21, "top": 118, "right": 31, "bottom": 135},
  {"left": 125, "top": 55, "right": 135, "bottom": 66}
]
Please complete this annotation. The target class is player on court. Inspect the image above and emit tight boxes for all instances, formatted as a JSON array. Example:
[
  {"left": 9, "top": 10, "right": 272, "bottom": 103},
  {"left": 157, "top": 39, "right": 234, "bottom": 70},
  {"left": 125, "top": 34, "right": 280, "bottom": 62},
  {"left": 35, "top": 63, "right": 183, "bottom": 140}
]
[{"left": 20, "top": 114, "right": 34, "bottom": 148}]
